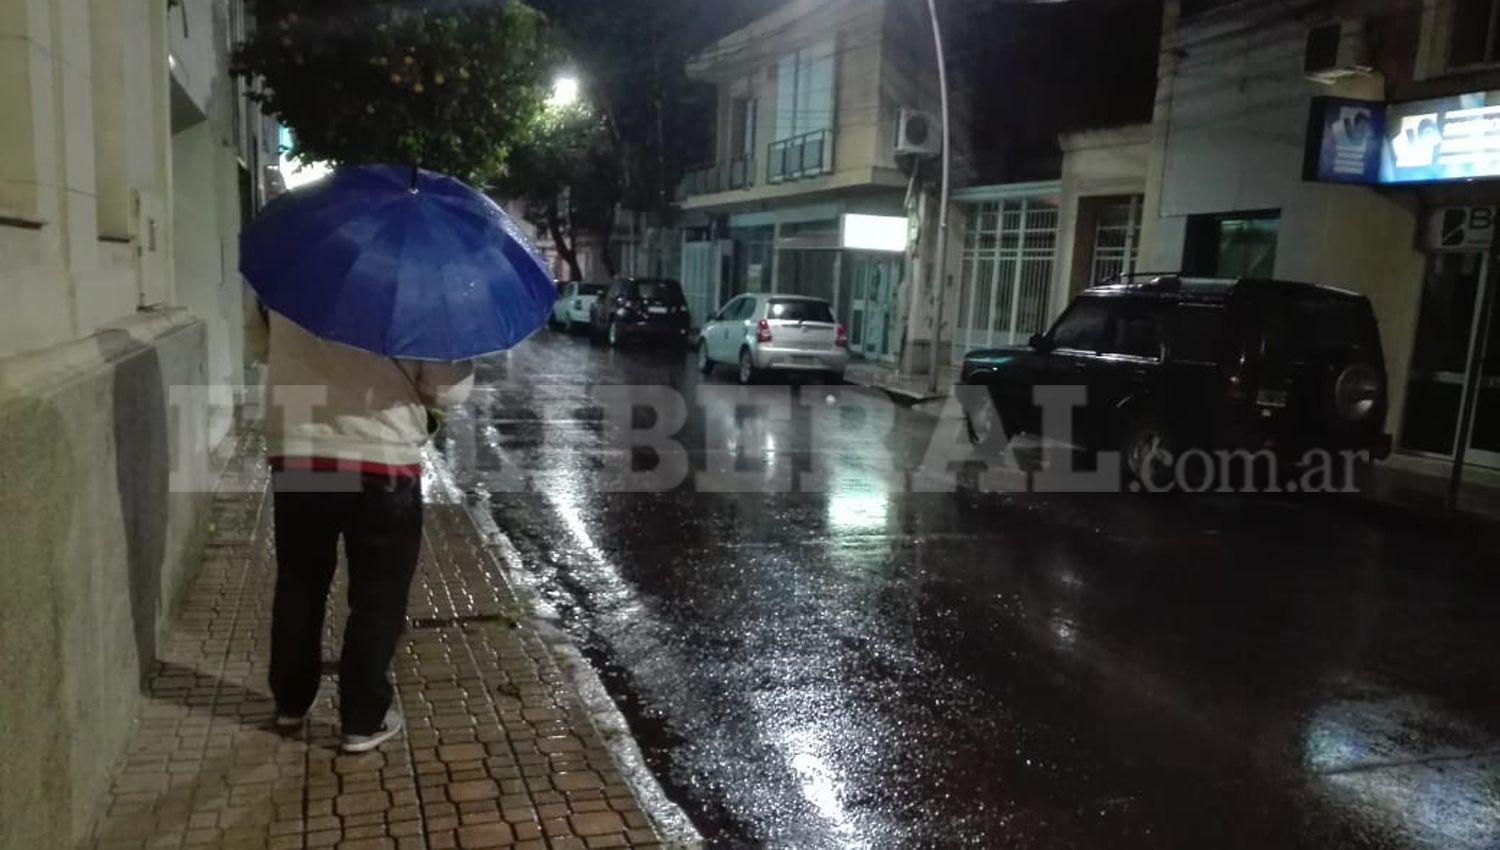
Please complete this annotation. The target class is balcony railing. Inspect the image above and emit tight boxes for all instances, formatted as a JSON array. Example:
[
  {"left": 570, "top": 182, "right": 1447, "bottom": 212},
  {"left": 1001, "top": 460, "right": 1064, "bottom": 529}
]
[
  {"left": 767, "top": 129, "right": 834, "bottom": 184},
  {"left": 677, "top": 154, "right": 756, "bottom": 200}
]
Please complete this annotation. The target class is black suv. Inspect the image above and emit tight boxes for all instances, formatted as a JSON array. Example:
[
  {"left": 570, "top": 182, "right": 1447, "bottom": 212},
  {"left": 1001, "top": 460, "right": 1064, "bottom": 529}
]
[
  {"left": 959, "top": 276, "right": 1392, "bottom": 482},
  {"left": 589, "top": 278, "right": 692, "bottom": 348}
]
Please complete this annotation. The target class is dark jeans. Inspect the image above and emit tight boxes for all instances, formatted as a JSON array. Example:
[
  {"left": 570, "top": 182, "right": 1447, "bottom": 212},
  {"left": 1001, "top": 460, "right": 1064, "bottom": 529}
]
[{"left": 270, "top": 472, "right": 423, "bottom": 735}]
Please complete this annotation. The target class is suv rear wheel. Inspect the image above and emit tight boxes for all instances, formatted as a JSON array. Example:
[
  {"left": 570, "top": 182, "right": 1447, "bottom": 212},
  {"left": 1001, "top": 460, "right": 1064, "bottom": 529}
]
[{"left": 1120, "top": 412, "right": 1174, "bottom": 491}]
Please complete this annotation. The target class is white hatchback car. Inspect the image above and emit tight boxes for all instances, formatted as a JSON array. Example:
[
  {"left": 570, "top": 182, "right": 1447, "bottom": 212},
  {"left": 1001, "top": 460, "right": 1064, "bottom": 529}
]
[
  {"left": 697, "top": 294, "right": 849, "bottom": 383},
  {"left": 551, "top": 281, "right": 607, "bottom": 333}
]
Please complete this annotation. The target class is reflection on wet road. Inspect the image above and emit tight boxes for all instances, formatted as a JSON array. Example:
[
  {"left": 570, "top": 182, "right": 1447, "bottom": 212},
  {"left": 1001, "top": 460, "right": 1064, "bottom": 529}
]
[{"left": 449, "top": 331, "right": 1500, "bottom": 849}]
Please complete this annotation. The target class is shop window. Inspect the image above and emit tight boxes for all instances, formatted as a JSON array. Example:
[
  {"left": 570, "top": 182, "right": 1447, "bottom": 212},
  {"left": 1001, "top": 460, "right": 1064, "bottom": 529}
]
[
  {"left": 1401, "top": 252, "right": 1488, "bottom": 457},
  {"left": 1448, "top": 0, "right": 1500, "bottom": 68},
  {"left": 1183, "top": 211, "right": 1280, "bottom": 279}
]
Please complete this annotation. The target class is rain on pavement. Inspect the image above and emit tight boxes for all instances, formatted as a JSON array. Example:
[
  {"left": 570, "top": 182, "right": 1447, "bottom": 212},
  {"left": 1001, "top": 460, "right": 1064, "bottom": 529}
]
[{"left": 440, "top": 330, "right": 1500, "bottom": 849}]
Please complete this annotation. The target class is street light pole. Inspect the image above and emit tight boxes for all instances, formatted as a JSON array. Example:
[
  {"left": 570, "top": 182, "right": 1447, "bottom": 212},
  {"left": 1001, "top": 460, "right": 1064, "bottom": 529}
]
[{"left": 925, "top": 0, "right": 952, "bottom": 395}]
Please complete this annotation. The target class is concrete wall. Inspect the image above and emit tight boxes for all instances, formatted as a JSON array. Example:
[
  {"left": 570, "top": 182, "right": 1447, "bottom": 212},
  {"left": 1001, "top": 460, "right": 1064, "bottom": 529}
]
[
  {"left": 0, "top": 311, "right": 214, "bottom": 850},
  {"left": 0, "top": 0, "right": 258, "bottom": 846}
]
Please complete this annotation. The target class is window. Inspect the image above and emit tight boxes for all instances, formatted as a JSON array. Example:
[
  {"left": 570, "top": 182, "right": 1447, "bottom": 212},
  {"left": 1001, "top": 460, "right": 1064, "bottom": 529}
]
[
  {"left": 1170, "top": 304, "right": 1227, "bottom": 363},
  {"left": 636, "top": 279, "right": 686, "bottom": 304},
  {"left": 1184, "top": 211, "right": 1280, "bottom": 279},
  {"left": 1049, "top": 299, "right": 1110, "bottom": 352},
  {"left": 579, "top": 283, "right": 607, "bottom": 297},
  {"left": 1102, "top": 304, "right": 1164, "bottom": 360},
  {"left": 768, "top": 299, "right": 835, "bottom": 323},
  {"left": 1449, "top": 0, "right": 1500, "bottom": 68},
  {"left": 731, "top": 96, "right": 758, "bottom": 157},
  {"left": 774, "top": 40, "right": 834, "bottom": 142},
  {"left": 1091, "top": 196, "right": 1143, "bottom": 283},
  {"left": 733, "top": 297, "right": 758, "bottom": 320}
]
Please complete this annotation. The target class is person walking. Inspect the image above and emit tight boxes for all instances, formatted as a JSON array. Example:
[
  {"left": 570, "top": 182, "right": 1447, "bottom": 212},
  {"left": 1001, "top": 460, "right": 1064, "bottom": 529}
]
[
  {"left": 239, "top": 165, "right": 557, "bottom": 752},
  {"left": 263, "top": 308, "right": 473, "bottom": 753}
]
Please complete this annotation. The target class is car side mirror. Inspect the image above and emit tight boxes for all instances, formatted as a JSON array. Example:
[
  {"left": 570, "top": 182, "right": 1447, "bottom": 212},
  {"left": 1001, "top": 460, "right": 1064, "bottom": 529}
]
[{"left": 1029, "top": 333, "right": 1052, "bottom": 352}]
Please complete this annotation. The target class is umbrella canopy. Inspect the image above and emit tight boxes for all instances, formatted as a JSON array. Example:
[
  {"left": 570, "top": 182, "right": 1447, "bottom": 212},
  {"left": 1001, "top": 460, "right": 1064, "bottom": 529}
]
[{"left": 241, "top": 164, "right": 556, "bottom": 362}]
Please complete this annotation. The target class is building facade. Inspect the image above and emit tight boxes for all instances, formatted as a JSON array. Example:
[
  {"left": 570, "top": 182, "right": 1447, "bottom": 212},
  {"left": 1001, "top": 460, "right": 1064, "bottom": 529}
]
[
  {"left": 676, "top": 0, "right": 949, "bottom": 366},
  {"left": 0, "top": 1, "right": 277, "bottom": 846},
  {"left": 1104, "top": 0, "right": 1499, "bottom": 486}
]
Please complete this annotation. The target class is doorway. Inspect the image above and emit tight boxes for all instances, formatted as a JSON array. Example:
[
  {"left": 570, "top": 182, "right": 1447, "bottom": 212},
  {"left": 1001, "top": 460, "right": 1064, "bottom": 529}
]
[
  {"left": 849, "top": 255, "right": 901, "bottom": 361},
  {"left": 1399, "top": 251, "right": 1500, "bottom": 469}
]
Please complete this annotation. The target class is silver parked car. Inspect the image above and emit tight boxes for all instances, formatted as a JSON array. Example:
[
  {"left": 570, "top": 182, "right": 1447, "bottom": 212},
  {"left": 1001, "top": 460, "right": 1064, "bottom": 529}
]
[{"left": 697, "top": 294, "right": 849, "bottom": 383}]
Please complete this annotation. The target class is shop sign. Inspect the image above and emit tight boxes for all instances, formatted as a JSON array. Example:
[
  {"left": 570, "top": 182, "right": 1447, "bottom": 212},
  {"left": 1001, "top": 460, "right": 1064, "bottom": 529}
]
[
  {"left": 1426, "top": 207, "right": 1497, "bottom": 251},
  {"left": 841, "top": 214, "right": 908, "bottom": 253},
  {"left": 1305, "top": 91, "right": 1500, "bottom": 185},
  {"left": 1382, "top": 91, "right": 1500, "bottom": 184},
  {"left": 1304, "top": 97, "right": 1384, "bottom": 184}
]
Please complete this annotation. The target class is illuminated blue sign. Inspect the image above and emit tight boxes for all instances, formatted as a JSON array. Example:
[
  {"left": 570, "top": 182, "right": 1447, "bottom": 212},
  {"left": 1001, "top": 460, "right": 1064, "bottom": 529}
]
[{"left": 1304, "top": 97, "right": 1383, "bottom": 184}]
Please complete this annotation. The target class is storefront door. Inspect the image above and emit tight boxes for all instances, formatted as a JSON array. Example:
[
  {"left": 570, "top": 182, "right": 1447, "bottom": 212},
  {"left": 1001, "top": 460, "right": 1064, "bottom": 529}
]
[
  {"left": 849, "top": 256, "right": 900, "bottom": 361},
  {"left": 1399, "top": 251, "right": 1500, "bottom": 469}
]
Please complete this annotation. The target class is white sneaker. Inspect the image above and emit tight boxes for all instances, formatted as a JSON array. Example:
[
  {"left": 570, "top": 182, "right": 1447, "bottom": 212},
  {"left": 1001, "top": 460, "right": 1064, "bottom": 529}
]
[{"left": 341, "top": 706, "right": 404, "bottom": 754}]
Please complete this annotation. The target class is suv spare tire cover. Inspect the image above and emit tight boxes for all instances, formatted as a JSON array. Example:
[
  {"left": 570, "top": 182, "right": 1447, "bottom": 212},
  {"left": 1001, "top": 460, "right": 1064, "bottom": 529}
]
[{"left": 1322, "top": 353, "right": 1384, "bottom": 427}]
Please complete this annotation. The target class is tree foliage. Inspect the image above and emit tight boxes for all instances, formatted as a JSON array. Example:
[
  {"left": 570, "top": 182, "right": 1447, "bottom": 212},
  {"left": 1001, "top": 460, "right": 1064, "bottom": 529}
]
[
  {"left": 524, "top": 0, "right": 713, "bottom": 215},
  {"left": 232, "top": 0, "right": 553, "bottom": 185},
  {"left": 496, "top": 101, "right": 621, "bottom": 281}
]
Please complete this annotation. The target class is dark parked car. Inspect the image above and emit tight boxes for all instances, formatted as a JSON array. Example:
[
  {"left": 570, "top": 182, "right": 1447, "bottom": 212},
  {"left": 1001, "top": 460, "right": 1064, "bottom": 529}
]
[
  {"left": 959, "top": 276, "right": 1392, "bottom": 483},
  {"left": 589, "top": 278, "right": 692, "bottom": 348}
]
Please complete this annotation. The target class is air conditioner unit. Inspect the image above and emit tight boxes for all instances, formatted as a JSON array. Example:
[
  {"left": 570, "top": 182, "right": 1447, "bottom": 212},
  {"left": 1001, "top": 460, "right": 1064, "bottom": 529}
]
[
  {"left": 895, "top": 109, "right": 942, "bottom": 157},
  {"left": 1304, "top": 20, "right": 1373, "bottom": 84}
]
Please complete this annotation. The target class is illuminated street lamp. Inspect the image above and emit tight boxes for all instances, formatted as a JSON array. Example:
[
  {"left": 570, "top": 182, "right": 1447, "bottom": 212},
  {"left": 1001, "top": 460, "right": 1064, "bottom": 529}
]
[{"left": 550, "top": 75, "right": 580, "bottom": 108}]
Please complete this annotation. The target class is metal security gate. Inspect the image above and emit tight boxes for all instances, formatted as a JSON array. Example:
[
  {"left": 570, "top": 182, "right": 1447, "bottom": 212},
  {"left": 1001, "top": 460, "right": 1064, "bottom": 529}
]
[
  {"left": 954, "top": 195, "right": 1059, "bottom": 361},
  {"left": 1091, "top": 195, "right": 1143, "bottom": 283}
]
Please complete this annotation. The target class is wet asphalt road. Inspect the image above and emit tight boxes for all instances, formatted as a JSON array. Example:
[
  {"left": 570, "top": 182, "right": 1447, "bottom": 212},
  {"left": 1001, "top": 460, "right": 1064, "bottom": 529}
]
[{"left": 448, "top": 330, "right": 1500, "bottom": 849}]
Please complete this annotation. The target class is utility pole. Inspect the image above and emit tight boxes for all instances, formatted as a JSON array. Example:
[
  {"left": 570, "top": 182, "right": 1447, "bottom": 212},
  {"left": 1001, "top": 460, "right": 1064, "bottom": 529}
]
[{"left": 925, "top": 0, "right": 952, "bottom": 395}]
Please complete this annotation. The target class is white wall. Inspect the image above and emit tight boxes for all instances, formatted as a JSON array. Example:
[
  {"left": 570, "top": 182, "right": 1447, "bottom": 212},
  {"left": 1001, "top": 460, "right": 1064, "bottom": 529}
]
[{"left": 0, "top": 1, "right": 256, "bottom": 845}]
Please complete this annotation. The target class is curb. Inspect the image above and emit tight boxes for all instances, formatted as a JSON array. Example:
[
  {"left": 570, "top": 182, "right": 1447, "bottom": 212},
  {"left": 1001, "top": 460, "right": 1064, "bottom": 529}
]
[{"left": 457, "top": 489, "right": 705, "bottom": 850}]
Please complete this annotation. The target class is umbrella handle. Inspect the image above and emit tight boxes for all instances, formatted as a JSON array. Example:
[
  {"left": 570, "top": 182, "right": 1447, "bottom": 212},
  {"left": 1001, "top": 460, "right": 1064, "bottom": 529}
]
[{"left": 409, "top": 164, "right": 419, "bottom": 193}]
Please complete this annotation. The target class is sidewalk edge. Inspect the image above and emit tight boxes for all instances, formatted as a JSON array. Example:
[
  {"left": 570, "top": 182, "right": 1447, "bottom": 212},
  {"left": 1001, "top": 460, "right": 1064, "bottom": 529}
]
[{"left": 458, "top": 495, "right": 705, "bottom": 850}]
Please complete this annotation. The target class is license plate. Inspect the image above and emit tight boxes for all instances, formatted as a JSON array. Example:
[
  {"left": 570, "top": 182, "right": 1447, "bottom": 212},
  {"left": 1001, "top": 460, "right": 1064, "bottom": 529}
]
[
  {"left": 647, "top": 306, "right": 669, "bottom": 315},
  {"left": 1256, "top": 389, "right": 1289, "bottom": 408},
  {"left": 789, "top": 355, "right": 817, "bottom": 365}
]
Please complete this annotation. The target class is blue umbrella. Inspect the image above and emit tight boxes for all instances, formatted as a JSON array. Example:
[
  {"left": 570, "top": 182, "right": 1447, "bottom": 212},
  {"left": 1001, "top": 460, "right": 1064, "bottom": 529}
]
[{"left": 240, "top": 164, "right": 556, "bottom": 362}]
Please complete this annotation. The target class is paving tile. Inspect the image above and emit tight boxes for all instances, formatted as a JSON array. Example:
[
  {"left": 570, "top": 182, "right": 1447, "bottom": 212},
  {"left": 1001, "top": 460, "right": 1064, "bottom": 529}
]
[{"left": 84, "top": 437, "right": 663, "bottom": 849}]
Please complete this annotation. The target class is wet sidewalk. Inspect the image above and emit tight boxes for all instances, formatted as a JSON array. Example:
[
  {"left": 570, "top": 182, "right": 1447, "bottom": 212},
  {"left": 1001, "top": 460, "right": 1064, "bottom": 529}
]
[{"left": 89, "top": 441, "right": 672, "bottom": 850}]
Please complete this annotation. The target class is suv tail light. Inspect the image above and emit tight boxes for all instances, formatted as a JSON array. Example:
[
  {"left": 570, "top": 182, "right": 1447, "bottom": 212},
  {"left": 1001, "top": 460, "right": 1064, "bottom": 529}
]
[
  {"left": 836, "top": 324, "right": 849, "bottom": 348},
  {"left": 756, "top": 319, "right": 773, "bottom": 343}
]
